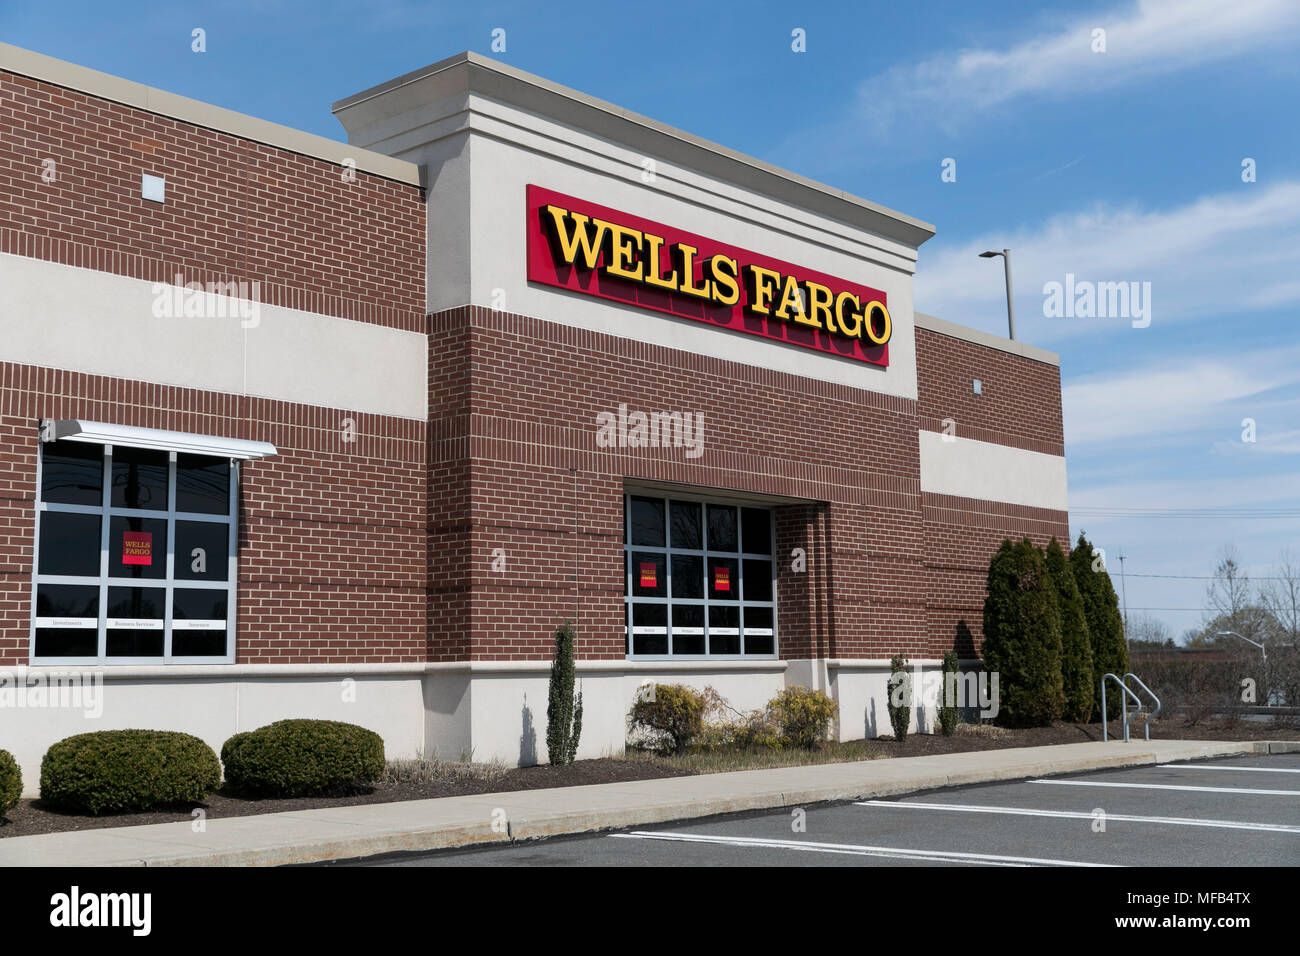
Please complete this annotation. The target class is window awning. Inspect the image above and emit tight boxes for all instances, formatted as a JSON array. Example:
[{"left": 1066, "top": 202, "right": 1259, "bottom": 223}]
[{"left": 39, "top": 419, "right": 278, "bottom": 460}]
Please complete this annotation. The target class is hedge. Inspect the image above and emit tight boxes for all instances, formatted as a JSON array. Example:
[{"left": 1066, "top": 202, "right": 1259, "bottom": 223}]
[
  {"left": 0, "top": 749, "right": 21, "bottom": 816},
  {"left": 40, "top": 730, "right": 221, "bottom": 814},
  {"left": 628, "top": 684, "right": 705, "bottom": 754},
  {"left": 221, "top": 719, "right": 385, "bottom": 797}
]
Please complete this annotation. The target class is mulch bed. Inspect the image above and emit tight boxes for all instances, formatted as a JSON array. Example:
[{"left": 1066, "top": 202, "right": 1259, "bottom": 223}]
[{"left": 2, "top": 718, "right": 1293, "bottom": 839}]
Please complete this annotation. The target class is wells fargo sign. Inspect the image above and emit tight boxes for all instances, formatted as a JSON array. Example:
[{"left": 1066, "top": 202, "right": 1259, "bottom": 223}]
[{"left": 526, "top": 185, "right": 891, "bottom": 366}]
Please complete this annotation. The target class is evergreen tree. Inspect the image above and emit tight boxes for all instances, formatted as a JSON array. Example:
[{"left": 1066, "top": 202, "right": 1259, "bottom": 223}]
[
  {"left": 546, "top": 621, "right": 583, "bottom": 765},
  {"left": 1069, "top": 532, "right": 1130, "bottom": 721},
  {"left": 981, "top": 538, "right": 1065, "bottom": 727},
  {"left": 1045, "top": 537, "right": 1095, "bottom": 722}
]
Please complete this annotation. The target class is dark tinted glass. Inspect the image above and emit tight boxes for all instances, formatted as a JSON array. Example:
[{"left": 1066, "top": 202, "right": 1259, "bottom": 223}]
[
  {"left": 106, "top": 629, "right": 164, "bottom": 657},
  {"left": 173, "top": 629, "right": 227, "bottom": 657},
  {"left": 632, "top": 603, "right": 667, "bottom": 655},
  {"left": 173, "top": 588, "right": 227, "bottom": 622},
  {"left": 631, "top": 552, "right": 666, "bottom": 597},
  {"left": 41, "top": 442, "right": 103, "bottom": 505},
  {"left": 108, "top": 516, "right": 167, "bottom": 579},
  {"left": 707, "top": 504, "right": 737, "bottom": 552},
  {"left": 709, "top": 605, "right": 740, "bottom": 654},
  {"left": 671, "top": 604, "right": 704, "bottom": 655},
  {"left": 107, "top": 586, "right": 164, "bottom": 621},
  {"left": 111, "top": 447, "right": 168, "bottom": 510},
  {"left": 671, "top": 554, "right": 703, "bottom": 598},
  {"left": 38, "top": 511, "right": 101, "bottom": 576},
  {"left": 669, "top": 501, "right": 702, "bottom": 549},
  {"left": 629, "top": 496, "right": 665, "bottom": 547},
  {"left": 744, "top": 606, "right": 775, "bottom": 656},
  {"left": 34, "top": 628, "right": 97, "bottom": 657},
  {"left": 175, "top": 521, "right": 228, "bottom": 581},
  {"left": 177, "top": 454, "right": 229, "bottom": 515},
  {"left": 36, "top": 584, "right": 99, "bottom": 619},
  {"left": 741, "top": 508, "right": 772, "bottom": 554},
  {"left": 743, "top": 559, "right": 773, "bottom": 602}
]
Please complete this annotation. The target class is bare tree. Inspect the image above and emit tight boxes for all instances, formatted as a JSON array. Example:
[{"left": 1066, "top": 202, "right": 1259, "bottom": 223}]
[
  {"left": 1205, "top": 546, "right": 1251, "bottom": 627},
  {"left": 1259, "top": 549, "right": 1300, "bottom": 646},
  {"left": 1127, "top": 612, "right": 1174, "bottom": 648}
]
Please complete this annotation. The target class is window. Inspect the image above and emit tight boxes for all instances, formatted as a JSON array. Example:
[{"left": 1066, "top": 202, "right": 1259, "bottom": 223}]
[
  {"left": 32, "top": 441, "right": 237, "bottom": 664},
  {"left": 623, "top": 493, "right": 776, "bottom": 658}
]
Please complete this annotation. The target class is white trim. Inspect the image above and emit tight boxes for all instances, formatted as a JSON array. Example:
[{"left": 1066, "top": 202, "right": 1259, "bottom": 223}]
[{"left": 41, "top": 419, "right": 276, "bottom": 460}]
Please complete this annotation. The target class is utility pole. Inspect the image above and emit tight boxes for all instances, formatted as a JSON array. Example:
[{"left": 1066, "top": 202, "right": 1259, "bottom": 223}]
[{"left": 1118, "top": 551, "right": 1130, "bottom": 650}]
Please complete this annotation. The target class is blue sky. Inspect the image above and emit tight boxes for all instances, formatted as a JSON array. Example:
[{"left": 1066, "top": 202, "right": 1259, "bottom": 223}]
[{"left": 5, "top": 0, "right": 1299, "bottom": 639}]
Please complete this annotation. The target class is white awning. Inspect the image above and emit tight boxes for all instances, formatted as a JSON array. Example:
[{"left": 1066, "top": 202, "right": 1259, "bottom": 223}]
[{"left": 39, "top": 419, "right": 278, "bottom": 460}]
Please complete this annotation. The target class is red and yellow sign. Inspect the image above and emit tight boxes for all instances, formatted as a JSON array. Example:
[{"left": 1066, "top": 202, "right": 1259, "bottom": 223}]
[
  {"left": 639, "top": 561, "right": 657, "bottom": 589},
  {"left": 526, "top": 185, "right": 891, "bottom": 366},
  {"left": 122, "top": 531, "right": 152, "bottom": 566},
  {"left": 713, "top": 566, "right": 731, "bottom": 593}
]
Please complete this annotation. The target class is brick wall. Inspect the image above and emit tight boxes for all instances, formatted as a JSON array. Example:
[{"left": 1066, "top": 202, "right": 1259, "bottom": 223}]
[
  {"left": 916, "top": 327, "right": 1065, "bottom": 455},
  {"left": 0, "top": 69, "right": 425, "bottom": 332},
  {"left": 0, "top": 361, "right": 427, "bottom": 665}
]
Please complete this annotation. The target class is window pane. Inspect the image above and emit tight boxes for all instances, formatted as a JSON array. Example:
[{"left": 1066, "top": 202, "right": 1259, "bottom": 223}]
[
  {"left": 743, "top": 559, "right": 773, "bottom": 602},
  {"left": 34, "top": 628, "right": 97, "bottom": 657},
  {"left": 38, "top": 511, "right": 101, "bottom": 576},
  {"left": 108, "top": 516, "right": 167, "bottom": 579},
  {"left": 671, "top": 554, "right": 703, "bottom": 598},
  {"left": 172, "top": 589, "right": 230, "bottom": 657},
  {"left": 707, "top": 504, "right": 737, "bottom": 552},
  {"left": 741, "top": 508, "right": 772, "bottom": 554},
  {"left": 175, "top": 521, "right": 228, "bottom": 581},
  {"left": 744, "top": 606, "right": 775, "bottom": 655},
  {"left": 669, "top": 501, "right": 702, "bottom": 550},
  {"left": 107, "top": 586, "right": 164, "bottom": 624},
  {"left": 111, "top": 447, "right": 169, "bottom": 510},
  {"left": 629, "top": 496, "right": 665, "bottom": 547},
  {"left": 41, "top": 442, "right": 103, "bottom": 506},
  {"left": 36, "top": 583, "right": 99, "bottom": 621},
  {"left": 173, "top": 629, "right": 227, "bottom": 657},
  {"left": 177, "top": 454, "right": 229, "bottom": 515},
  {"left": 671, "top": 604, "right": 704, "bottom": 655},
  {"left": 631, "top": 602, "right": 667, "bottom": 655},
  {"left": 709, "top": 605, "right": 740, "bottom": 654},
  {"left": 107, "top": 629, "right": 164, "bottom": 657},
  {"left": 631, "top": 552, "right": 666, "bottom": 597},
  {"left": 708, "top": 557, "right": 739, "bottom": 601}
]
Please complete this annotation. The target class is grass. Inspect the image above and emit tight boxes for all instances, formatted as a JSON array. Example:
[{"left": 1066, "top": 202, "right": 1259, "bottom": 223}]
[
  {"left": 382, "top": 749, "right": 510, "bottom": 785},
  {"left": 622, "top": 738, "right": 890, "bottom": 774}
]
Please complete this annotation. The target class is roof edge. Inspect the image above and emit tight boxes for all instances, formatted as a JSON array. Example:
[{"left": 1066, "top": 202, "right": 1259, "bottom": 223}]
[
  {"left": 0, "top": 41, "right": 422, "bottom": 187},
  {"left": 914, "top": 312, "right": 1060, "bottom": 367}
]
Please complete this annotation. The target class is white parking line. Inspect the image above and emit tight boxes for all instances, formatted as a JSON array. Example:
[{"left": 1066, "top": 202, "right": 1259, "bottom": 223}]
[
  {"left": 610, "top": 831, "right": 1116, "bottom": 867},
  {"left": 1157, "top": 763, "right": 1300, "bottom": 774},
  {"left": 857, "top": 800, "right": 1300, "bottom": 833},
  {"left": 1031, "top": 779, "right": 1298, "bottom": 796}
]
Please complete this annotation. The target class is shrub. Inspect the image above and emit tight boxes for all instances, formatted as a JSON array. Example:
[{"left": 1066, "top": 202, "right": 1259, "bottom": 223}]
[
  {"left": 981, "top": 538, "right": 1065, "bottom": 727},
  {"left": 546, "top": 621, "right": 583, "bottom": 766},
  {"left": 628, "top": 684, "right": 705, "bottom": 754},
  {"left": 768, "top": 686, "right": 838, "bottom": 749},
  {"left": 887, "top": 654, "right": 911, "bottom": 741},
  {"left": 695, "top": 686, "right": 783, "bottom": 751},
  {"left": 40, "top": 730, "right": 220, "bottom": 814},
  {"left": 938, "top": 651, "right": 960, "bottom": 736},
  {"left": 221, "top": 719, "right": 385, "bottom": 797},
  {"left": 0, "top": 749, "right": 21, "bottom": 817},
  {"left": 1046, "top": 537, "right": 1095, "bottom": 722},
  {"left": 1070, "top": 532, "right": 1130, "bottom": 720}
]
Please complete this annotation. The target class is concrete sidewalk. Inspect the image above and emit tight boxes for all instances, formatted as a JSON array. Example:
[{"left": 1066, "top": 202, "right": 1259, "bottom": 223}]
[{"left": 2, "top": 738, "right": 1295, "bottom": 867}]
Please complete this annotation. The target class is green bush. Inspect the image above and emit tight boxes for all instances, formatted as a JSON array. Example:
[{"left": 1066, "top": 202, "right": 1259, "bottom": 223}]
[
  {"left": 768, "top": 686, "right": 838, "bottom": 749},
  {"left": 546, "top": 621, "right": 583, "bottom": 766},
  {"left": 981, "top": 538, "right": 1065, "bottom": 727},
  {"left": 938, "top": 651, "right": 960, "bottom": 736},
  {"left": 628, "top": 684, "right": 705, "bottom": 754},
  {"left": 0, "top": 749, "right": 22, "bottom": 816},
  {"left": 1046, "top": 537, "right": 1095, "bottom": 722},
  {"left": 221, "top": 719, "right": 385, "bottom": 797},
  {"left": 1070, "top": 532, "right": 1130, "bottom": 720},
  {"left": 887, "top": 654, "right": 911, "bottom": 741},
  {"left": 40, "top": 730, "right": 221, "bottom": 814}
]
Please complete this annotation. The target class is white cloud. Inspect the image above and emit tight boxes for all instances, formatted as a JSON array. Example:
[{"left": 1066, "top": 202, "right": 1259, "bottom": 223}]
[
  {"left": 914, "top": 180, "right": 1300, "bottom": 340},
  {"left": 858, "top": 0, "right": 1300, "bottom": 133}
]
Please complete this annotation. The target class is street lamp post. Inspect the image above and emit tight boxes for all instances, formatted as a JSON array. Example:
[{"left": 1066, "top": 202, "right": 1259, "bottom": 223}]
[
  {"left": 979, "top": 248, "right": 1016, "bottom": 341},
  {"left": 1217, "top": 629, "right": 1267, "bottom": 663}
]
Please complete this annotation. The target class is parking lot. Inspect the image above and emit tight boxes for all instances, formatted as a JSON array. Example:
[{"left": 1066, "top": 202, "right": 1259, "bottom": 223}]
[{"left": 360, "top": 754, "right": 1300, "bottom": 867}]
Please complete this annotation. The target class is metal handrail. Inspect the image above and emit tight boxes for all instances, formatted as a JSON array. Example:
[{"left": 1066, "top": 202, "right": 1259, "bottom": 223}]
[
  {"left": 1123, "top": 673, "right": 1162, "bottom": 739},
  {"left": 1101, "top": 673, "right": 1144, "bottom": 742}
]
